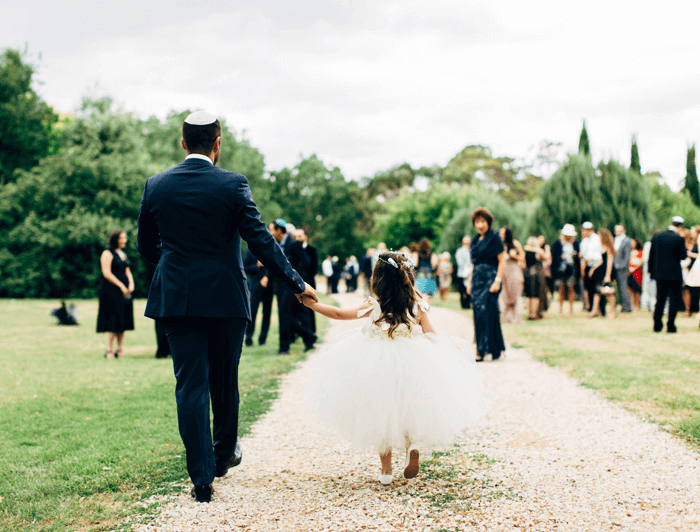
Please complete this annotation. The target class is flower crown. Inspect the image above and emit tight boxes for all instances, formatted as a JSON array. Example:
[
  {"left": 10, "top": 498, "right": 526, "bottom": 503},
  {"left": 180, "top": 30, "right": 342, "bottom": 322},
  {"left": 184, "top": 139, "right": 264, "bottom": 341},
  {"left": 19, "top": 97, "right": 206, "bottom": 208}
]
[{"left": 375, "top": 251, "right": 415, "bottom": 270}]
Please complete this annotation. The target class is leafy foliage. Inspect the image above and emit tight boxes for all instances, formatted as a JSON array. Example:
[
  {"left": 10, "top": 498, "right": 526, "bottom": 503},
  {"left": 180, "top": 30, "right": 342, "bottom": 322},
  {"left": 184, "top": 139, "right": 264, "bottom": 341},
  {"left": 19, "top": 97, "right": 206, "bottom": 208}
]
[
  {"left": 0, "top": 48, "right": 59, "bottom": 184},
  {"left": 630, "top": 135, "right": 641, "bottom": 174},
  {"left": 578, "top": 120, "right": 590, "bottom": 156},
  {"left": 683, "top": 144, "right": 700, "bottom": 208}
]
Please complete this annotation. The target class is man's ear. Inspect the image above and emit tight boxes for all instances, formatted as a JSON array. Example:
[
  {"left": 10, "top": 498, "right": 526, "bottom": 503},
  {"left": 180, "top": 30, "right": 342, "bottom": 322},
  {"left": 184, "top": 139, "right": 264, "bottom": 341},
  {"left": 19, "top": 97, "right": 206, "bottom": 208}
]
[{"left": 181, "top": 138, "right": 187, "bottom": 151}]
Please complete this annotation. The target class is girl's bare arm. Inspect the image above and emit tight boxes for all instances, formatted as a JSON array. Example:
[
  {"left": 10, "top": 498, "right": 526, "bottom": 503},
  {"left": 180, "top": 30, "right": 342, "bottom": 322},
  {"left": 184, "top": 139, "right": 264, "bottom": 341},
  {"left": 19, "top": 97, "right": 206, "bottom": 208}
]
[
  {"left": 303, "top": 297, "right": 371, "bottom": 320},
  {"left": 418, "top": 311, "right": 437, "bottom": 334}
]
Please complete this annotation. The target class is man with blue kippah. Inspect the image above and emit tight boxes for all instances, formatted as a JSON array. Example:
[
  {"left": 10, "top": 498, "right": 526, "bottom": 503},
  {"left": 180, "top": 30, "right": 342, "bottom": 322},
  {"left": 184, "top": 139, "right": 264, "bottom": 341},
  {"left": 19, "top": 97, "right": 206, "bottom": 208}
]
[{"left": 137, "top": 111, "right": 318, "bottom": 502}]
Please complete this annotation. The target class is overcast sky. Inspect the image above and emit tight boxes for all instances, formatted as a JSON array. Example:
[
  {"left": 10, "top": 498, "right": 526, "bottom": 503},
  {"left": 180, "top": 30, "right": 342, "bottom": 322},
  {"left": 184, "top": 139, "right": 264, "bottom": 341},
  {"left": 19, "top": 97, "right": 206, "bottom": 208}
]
[{"left": 4, "top": 1, "right": 700, "bottom": 189}]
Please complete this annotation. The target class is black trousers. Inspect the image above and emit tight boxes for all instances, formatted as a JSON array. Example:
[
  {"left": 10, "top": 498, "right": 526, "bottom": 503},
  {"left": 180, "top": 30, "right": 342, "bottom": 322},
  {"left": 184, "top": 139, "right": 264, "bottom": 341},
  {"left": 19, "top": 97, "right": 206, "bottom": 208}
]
[
  {"left": 278, "top": 288, "right": 316, "bottom": 352},
  {"left": 246, "top": 285, "right": 273, "bottom": 344},
  {"left": 161, "top": 316, "right": 246, "bottom": 486},
  {"left": 654, "top": 280, "right": 682, "bottom": 329},
  {"left": 457, "top": 277, "right": 471, "bottom": 309},
  {"left": 154, "top": 319, "right": 171, "bottom": 358}
]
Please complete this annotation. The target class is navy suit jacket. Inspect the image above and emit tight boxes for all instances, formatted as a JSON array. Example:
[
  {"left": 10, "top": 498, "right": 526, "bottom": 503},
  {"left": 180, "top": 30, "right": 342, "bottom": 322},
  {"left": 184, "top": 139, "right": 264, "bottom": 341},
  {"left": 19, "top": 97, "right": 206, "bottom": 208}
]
[
  {"left": 137, "top": 157, "right": 305, "bottom": 319},
  {"left": 648, "top": 229, "right": 687, "bottom": 282}
]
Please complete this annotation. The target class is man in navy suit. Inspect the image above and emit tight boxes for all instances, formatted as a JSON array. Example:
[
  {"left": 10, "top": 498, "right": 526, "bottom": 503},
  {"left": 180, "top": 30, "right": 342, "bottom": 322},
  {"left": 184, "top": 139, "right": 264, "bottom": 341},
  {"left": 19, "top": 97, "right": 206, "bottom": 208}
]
[
  {"left": 648, "top": 216, "right": 687, "bottom": 333},
  {"left": 243, "top": 247, "right": 273, "bottom": 347},
  {"left": 137, "top": 111, "right": 317, "bottom": 502}
]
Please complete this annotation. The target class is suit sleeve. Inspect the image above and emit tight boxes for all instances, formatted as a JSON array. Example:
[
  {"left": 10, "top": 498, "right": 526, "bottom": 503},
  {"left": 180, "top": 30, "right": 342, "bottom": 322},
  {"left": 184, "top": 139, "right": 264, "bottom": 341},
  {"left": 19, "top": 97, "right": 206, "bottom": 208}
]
[
  {"left": 648, "top": 240, "right": 656, "bottom": 280},
  {"left": 137, "top": 179, "right": 162, "bottom": 265},
  {"left": 620, "top": 239, "right": 632, "bottom": 266},
  {"left": 233, "top": 177, "right": 305, "bottom": 294}
]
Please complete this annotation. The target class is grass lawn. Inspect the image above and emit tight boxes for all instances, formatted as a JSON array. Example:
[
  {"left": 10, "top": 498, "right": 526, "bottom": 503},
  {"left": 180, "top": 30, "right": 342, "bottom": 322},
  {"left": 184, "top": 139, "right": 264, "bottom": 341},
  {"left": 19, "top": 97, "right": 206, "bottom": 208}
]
[
  {"left": 433, "top": 291, "right": 700, "bottom": 449},
  {"left": 0, "top": 297, "right": 327, "bottom": 532}
]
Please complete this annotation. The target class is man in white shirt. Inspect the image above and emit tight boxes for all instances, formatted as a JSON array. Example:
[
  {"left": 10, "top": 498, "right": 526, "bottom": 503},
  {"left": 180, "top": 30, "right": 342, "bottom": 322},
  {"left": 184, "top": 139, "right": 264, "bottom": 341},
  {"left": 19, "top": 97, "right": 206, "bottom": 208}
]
[
  {"left": 455, "top": 236, "right": 472, "bottom": 309},
  {"left": 580, "top": 221, "right": 603, "bottom": 314}
]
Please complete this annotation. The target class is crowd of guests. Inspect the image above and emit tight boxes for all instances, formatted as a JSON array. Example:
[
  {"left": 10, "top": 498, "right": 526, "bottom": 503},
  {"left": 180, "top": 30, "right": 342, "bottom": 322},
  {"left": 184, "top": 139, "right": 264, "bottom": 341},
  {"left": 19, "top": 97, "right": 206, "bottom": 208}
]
[{"left": 94, "top": 213, "right": 700, "bottom": 359}]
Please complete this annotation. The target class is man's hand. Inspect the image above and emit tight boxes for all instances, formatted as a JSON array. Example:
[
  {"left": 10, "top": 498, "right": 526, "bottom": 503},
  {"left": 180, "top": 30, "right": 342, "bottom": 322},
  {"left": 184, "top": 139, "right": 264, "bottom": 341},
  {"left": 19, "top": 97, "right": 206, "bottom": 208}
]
[
  {"left": 296, "top": 282, "right": 318, "bottom": 304},
  {"left": 260, "top": 276, "right": 268, "bottom": 288}
]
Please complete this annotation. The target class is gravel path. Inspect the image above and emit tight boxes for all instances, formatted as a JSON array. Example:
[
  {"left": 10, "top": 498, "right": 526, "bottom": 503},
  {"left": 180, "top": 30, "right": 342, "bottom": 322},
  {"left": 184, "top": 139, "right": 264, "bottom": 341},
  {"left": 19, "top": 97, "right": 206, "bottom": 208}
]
[{"left": 132, "top": 293, "right": 700, "bottom": 531}]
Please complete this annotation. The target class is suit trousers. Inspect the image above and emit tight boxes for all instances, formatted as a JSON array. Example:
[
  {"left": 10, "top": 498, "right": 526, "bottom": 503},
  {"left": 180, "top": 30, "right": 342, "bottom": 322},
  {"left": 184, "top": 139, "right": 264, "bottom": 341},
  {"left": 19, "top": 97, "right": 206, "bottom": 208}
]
[
  {"left": 246, "top": 286, "right": 273, "bottom": 344},
  {"left": 654, "top": 280, "right": 682, "bottom": 329},
  {"left": 457, "top": 277, "right": 471, "bottom": 309},
  {"left": 278, "top": 287, "right": 316, "bottom": 352},
  {"left": 615, "top": 268, "right": 632, "bottom": 312},
  {"left": 161, "top": 316, "right": 246, "bottom": 486}
]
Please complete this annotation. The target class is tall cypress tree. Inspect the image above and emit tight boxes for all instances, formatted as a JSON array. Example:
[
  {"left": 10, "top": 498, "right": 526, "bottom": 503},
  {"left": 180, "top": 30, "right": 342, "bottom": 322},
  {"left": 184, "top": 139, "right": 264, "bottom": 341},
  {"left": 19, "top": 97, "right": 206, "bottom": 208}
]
[
  {"left": 630, "top": 135, "right": 641, "bottom": 174},
  {"left": 684, "top": 144, "right": 700, "bottom": 207},
  {"left": 578, "top": 120, "right": 590, "bottom": 156}
]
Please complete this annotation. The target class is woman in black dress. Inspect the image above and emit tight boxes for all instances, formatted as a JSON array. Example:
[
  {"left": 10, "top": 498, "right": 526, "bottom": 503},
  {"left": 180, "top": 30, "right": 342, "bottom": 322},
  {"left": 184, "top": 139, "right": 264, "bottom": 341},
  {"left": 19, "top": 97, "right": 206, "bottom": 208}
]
[
  {"left": 588, "top": 228, "right": 616, "bottom": 319},
  {"left": 96, "top": 229, "right": 135, "bottom": 358},
  {"left": 467, "top": 208, "right": 506, "bottom": 362}
]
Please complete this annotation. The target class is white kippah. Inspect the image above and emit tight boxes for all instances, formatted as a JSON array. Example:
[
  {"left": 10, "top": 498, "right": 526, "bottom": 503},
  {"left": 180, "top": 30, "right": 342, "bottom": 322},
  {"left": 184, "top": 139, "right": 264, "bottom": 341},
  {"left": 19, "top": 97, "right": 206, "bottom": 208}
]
[
  {"left": 184, "top": 111, "right": 217, "bottom": 125},
  {"left": 672, "top": 216, "right": 685, "bottom": 224}
]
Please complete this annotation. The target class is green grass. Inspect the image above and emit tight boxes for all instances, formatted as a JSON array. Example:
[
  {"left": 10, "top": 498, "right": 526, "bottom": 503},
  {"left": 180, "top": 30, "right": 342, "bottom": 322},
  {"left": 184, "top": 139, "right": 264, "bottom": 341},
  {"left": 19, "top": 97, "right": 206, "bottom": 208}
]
[
  {"left": 434, "top": 291, "right": 700, "bottom": 448},
  {"left": 0, "top": 298, "right": 327, "bottom": 532}
]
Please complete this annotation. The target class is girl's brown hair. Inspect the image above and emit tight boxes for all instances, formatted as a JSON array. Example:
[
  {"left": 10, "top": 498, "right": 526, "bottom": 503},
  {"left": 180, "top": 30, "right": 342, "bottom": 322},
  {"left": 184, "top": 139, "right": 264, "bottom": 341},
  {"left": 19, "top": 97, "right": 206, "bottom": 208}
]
[
  {"left": 599, "top": 228, "right": 614, "bottom": 253},
  {"left": 370, "top": 251, "right": 418, "bottom": 339}
]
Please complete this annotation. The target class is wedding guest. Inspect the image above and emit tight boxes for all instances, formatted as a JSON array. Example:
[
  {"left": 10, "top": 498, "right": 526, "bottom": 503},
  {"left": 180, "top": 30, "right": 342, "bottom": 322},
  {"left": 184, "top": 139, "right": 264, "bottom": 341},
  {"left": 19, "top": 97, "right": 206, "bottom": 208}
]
[
  {"left": 688, "top": 226, "right": 700, "bottom": 314},
  {"left": 551, "top": 224, "right": 579, "bottom": 316},
  {"left": 613, "top": 224, "right": 633, "bottom": 313},
  {"left": 499, "top": 227, "right": 524, "bottom": 324},
  {"left": 243, "top": 247, "right": 273, "bottom": 347},
  {"left": 294, "top": 228, "right": 318, "bottom": 332},
  {"left": 344, "top": 256, "right": 359, "bottom": 293},
  {"left": 640, "top": 231, "right": 658, "bottom": 312},
  {"left": 649, "top": 216, "right": 687, "bottom": 332},
  {"left": 455, "top": 236, "right": 472, "bottom": 309},
  {"left": 580, "top": 222, "right": 605, "bottom": 315},
  {"left": 322, "top": 255, "right": 334, "bottom": 294},
  {"left": 412, "top": 239, "right": 438, "bottom": 298},
  {"left": 588, "top": 228, "right": 616, "bottom": 319},
  {"left": 359, "top": 248, "right": 375, "bottom": 296},
  {"left": 536, "top": 235, "right": 551, "bottom": 317},
  {"left": 436, "top": 252, "right": 453, "bottom": 301},
  {"left": 628, "top": 238, "right": 644, "bottom": 311},
  {"left": 523, "top": 236, "right": 545, "bottom": 320},
  {"left": 330, "top": 256, "right": 341, "bottom": 294},
  {"left": 468, "top": 208, "right": 505, "bottom": 361},
  {"left": 96, "top": 229, "right": 135, "bottom": 359}
]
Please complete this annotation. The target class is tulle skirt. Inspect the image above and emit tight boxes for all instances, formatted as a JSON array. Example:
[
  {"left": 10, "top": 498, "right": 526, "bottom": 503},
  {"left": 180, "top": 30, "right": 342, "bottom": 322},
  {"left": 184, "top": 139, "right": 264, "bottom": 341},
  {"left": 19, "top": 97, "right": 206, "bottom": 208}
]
[{"left": 304, "top": 328, "right": 491, "bottom": 454}]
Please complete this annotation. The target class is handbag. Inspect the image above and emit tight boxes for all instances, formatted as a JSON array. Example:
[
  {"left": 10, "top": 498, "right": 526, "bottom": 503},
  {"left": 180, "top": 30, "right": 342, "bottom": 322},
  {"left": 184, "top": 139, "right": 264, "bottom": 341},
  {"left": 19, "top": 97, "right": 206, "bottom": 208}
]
[{"left": 688, "top": 258, "right": 700, "bottom": 287}]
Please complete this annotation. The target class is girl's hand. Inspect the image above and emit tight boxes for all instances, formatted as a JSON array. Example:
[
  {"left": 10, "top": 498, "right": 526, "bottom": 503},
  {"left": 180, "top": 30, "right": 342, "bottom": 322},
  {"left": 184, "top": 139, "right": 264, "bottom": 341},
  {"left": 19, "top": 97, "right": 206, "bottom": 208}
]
[
  {"left": 489, "top": 279, "right": 501, "bottom": 293},
  {"left": 120, "top": 286, "right": 130, "bottom": 298},
  {"left": 604, "top": 276, "right": 611, "bottom": 284},
  {"left": 302, "top": 295, "right": 317, "bottom": 309}
]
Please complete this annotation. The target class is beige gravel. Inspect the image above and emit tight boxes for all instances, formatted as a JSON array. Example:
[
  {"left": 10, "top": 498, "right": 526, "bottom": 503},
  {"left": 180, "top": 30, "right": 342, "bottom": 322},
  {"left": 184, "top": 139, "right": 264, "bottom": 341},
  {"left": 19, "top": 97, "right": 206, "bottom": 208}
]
[{"left": 131, "top": 292, "right": 700, "bottom": 531}]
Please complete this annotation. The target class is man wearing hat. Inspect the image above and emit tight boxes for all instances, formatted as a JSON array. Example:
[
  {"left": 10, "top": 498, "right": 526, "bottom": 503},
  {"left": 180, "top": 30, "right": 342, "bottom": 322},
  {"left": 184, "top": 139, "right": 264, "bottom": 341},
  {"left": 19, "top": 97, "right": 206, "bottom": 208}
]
[
  {"left": 648, "top": 216, "right": 687, "bottom": 332},
  {"left": 137, "top": 111, "right": 318, "bottom": 502},
  {"left": 579, "top": 221, "right": 605, "bottom": 315}
]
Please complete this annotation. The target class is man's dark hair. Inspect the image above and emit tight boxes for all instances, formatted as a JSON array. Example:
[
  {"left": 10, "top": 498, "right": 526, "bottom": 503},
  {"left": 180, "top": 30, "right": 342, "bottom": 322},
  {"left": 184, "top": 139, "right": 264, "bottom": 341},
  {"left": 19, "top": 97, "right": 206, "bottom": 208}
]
[
  {"left": 671, "top": 220, "right": 684, "bottom": 228},
  {"left": 272, "top": 221, "right": 287, "bottom": 234},
  {"left": 182, "top": 120, "right": 222, "bottom": 154}
]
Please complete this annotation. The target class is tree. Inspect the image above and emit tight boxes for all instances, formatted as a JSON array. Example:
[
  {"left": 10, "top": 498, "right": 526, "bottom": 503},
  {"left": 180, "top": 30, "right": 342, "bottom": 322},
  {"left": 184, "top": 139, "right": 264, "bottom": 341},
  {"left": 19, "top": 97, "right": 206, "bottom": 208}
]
[
  {"left": 0, "top": 48, "right": 59, "bottom": 184},
  {"left": 578, "top": 120, "right": 590, "bottom": 157},
  {"left": 683, "top": 144, "right": 700, "bottom": 208},
  {"left": 630, "top": 135, "right": 641, "bottom": 174},
  {"left": 531, "top": 154, "right": 653, "bottom": 243},
  {"left": 441, "top": 145, "right": 542, "bottom": 203}
]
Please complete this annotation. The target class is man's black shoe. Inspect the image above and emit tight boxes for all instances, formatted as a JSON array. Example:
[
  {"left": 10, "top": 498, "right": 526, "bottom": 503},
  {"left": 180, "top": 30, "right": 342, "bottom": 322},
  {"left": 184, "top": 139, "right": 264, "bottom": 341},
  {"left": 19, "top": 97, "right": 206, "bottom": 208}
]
[
  {"left": 667, "top": 326, "right": 677, "bottom": 333},
  {"left": 191, "top": 484, "right": 213, "bottom": 503},
  {"left": 304, "top": 343, "right": 316, "bottom": 352},
  {"left": 653, "top": 321, "right": 663, "bottom": 333},
  {"left": 215, "top": 443, "right": 243, "bottom": 478},
  {"left": 245, "top": 338, "right": 253, "bottom": 347},
  {"left": 277, "top": 350, "right": 290, "bottom": 355}
]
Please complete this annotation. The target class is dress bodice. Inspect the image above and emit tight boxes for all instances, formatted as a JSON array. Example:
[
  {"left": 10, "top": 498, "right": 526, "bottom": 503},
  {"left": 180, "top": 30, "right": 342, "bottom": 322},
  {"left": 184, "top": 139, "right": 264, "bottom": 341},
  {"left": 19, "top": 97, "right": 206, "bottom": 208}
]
[{"left": 358, "top": 297, "right": 429, "bottom": 340}]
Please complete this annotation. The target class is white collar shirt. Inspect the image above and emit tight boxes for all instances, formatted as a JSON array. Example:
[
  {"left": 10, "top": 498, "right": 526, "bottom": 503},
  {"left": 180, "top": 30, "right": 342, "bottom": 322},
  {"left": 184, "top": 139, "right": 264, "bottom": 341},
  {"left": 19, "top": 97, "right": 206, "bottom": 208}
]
[
  {"left": 455, "top": 245, "right": 472, "bottom": 278},
  {"left": 614, "top": 233, "right": 627, "bottom": 252},
  {"left": 185, "top": 153, "right": 214, "bottom": 164},
  {"left": 581, "top": 233, "right": 602, "bottom": 264}
]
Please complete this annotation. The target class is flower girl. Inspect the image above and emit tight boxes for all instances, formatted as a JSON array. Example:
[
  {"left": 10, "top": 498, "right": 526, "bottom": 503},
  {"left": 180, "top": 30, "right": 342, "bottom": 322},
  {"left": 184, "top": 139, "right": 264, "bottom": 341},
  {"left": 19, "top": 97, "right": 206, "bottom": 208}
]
[{"left": 303, "top": 252, "right": 490, "bottom": 485}]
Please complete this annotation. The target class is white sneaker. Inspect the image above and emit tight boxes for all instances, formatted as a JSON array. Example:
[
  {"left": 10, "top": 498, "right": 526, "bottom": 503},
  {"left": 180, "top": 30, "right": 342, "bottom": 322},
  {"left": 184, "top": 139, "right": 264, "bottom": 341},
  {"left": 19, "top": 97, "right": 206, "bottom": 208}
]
[
  {"left": 378, "top": 474, "right": 393, "bottom": 485},
  {"left": 403, "top": 445, "right": 420, "bottom": 479}
]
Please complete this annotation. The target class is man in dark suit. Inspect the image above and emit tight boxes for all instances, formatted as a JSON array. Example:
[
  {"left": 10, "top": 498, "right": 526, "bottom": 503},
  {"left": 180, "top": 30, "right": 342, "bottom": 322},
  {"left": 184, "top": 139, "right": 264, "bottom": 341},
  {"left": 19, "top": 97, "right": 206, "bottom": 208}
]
[
  {"left": 648, "top": 216, "right": 687, "bottom": 333},
  {"left": 293, "top": 227, "right": 318, "bottom": 333},
  {"left": 613, "top": 224, "right": 633, "bottom": 313},
  {"left": 137, "top": 112, "right": 317, "bottom": 502},
  {"left": 243, "top": 247, "right": 273, "bottom": 346},
  {"left": 269, "top": 220, "right": 317, "bottom": 354}
]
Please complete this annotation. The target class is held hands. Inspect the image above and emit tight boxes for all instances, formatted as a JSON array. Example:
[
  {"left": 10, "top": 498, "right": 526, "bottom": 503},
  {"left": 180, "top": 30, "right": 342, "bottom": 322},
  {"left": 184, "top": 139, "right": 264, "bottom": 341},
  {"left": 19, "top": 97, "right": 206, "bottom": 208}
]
[{"left": 296, "top": 282, "right": 319, "bottom": 304}]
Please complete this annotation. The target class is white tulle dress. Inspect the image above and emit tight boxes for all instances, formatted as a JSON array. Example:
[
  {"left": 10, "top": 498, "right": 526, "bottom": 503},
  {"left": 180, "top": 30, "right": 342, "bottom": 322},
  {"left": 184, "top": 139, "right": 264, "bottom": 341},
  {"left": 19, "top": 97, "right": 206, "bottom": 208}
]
[{"left": 304, "top": 297, "right": 491, "bottom": 454}]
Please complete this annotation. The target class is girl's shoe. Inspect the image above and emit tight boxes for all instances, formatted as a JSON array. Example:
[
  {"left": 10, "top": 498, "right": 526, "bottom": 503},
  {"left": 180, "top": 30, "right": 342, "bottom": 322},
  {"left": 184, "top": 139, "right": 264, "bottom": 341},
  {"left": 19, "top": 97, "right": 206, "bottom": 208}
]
[
  {"left": 403, "top": 445, "right": 420, "bottom": 479},
  {"left": 114, "top": 349, "right": 122, "bottom": 359},
  {"left": 378, "top": 474, "right": 393, "bottom": 485},
  {"left": 104, "top": 349, "right": 114, "bottom": 359}
]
